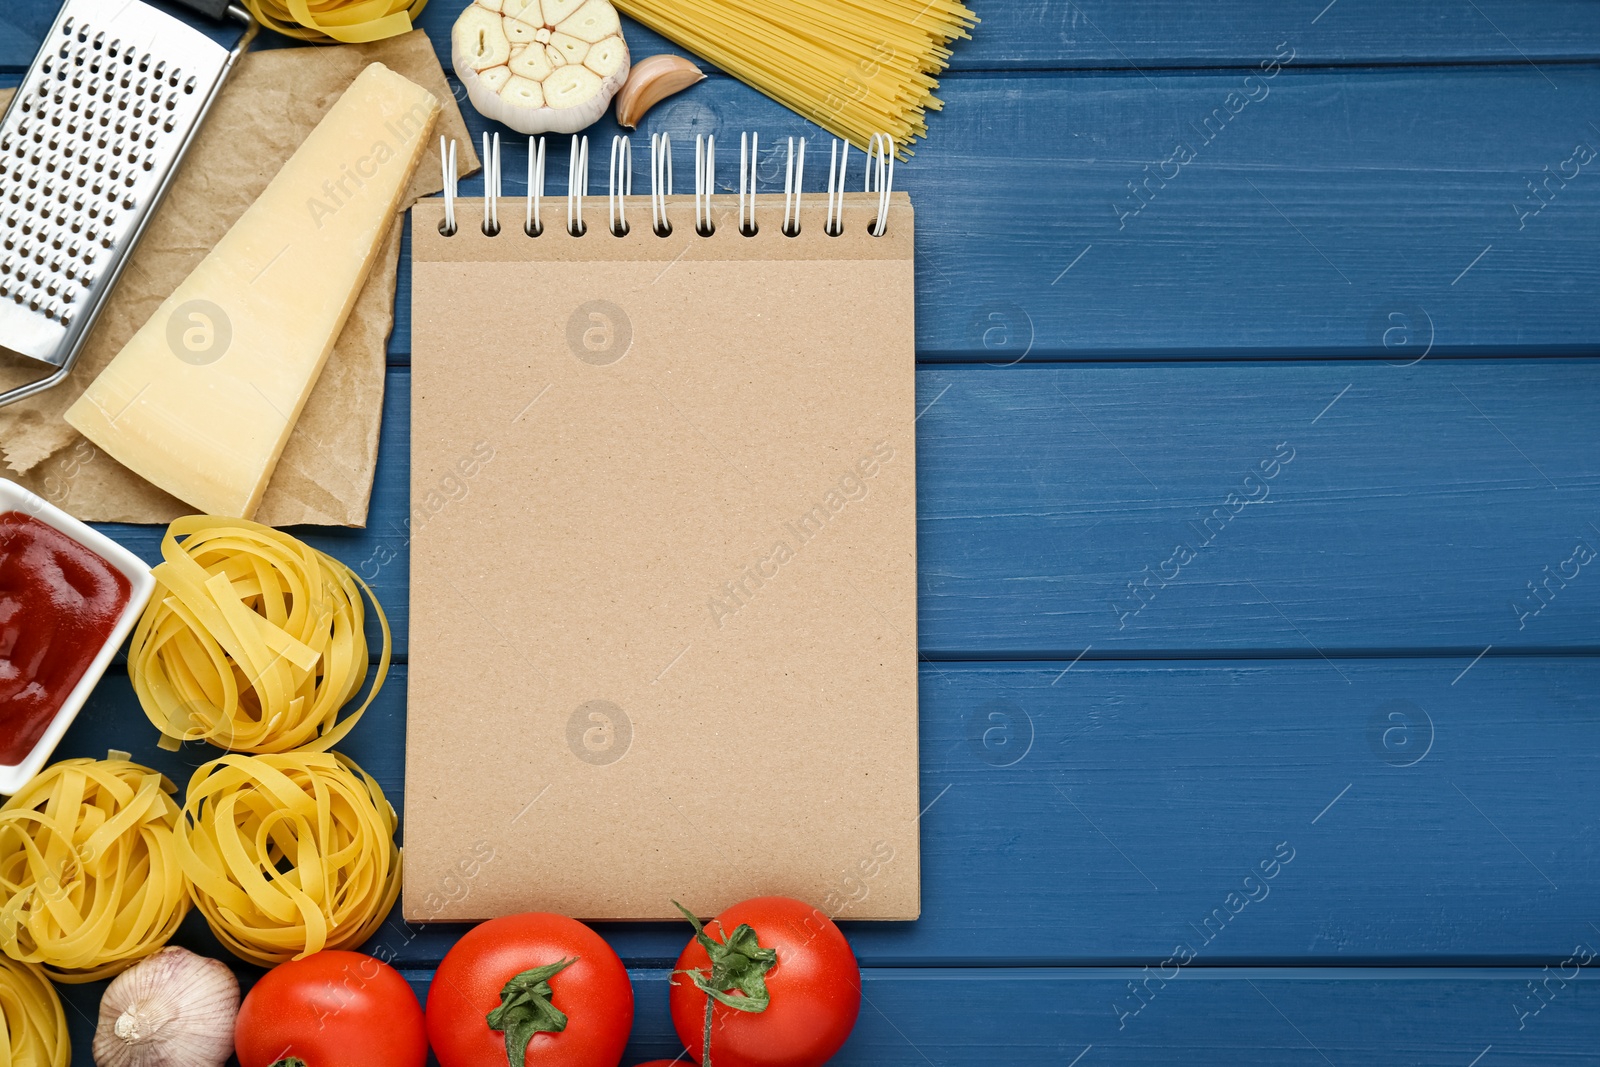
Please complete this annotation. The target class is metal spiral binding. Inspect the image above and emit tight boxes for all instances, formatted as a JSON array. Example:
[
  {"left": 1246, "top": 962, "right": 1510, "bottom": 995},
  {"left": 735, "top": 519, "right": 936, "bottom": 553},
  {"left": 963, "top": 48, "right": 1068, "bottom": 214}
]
[
  {"left": 825, "top": 139, "right": 850, "bottom": 236},
  {"left": 650, "top": 132, "right": 673, "bottom": 236},
  {"left": 782, "top": 136, "right": 807, "bottom": 237},
  {"left": 525, "top": 135, "right": 545, "bottom": 237},
  {"left": 567, "top": 134, "right": 587, "bottom": 236},
  {"left": 432, "top": 131, "right": 896, "bottom": 241},
  {"left": 608, "top": 134, "right": 631, "bottom": 236},
  {"left": 866, "top": 133, "right": 895, "bottom": 237},
  {"left": 737, "top": 131, "right": 759, "bottom": 236},
  {"left": 437, "top": 135, "right": 457, "bottom": 236},
  {"left": 481, "top": 130, "right": 500, "bottom": 236},
  {"left": 694, "top": 133, "right": 715, "bottom": 236}
]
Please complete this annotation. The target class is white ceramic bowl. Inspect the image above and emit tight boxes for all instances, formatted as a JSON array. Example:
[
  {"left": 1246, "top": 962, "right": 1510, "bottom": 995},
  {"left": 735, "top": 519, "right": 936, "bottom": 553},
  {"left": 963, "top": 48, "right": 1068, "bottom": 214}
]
[{"left": 0, "top": 479, "right": 154, "bottom": 794}]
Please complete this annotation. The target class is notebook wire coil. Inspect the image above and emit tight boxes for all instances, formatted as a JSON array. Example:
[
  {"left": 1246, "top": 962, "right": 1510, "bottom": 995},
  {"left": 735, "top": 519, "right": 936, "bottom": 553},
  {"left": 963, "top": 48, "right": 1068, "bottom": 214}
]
[
  {"left": 481, "top": 131, "right": 500, "bottom": 236},
  {"left": 433, "top": 131, "right": 898, "bottom": 242},
  {"left": 650, "top": 132, "right": 673, "bottom": 236},
  {"left": 694, "top": 133, "right": 716, "bottom": 236},
  {"left": 737, "top": 131, "right": 759, "bottom": 236},
  {"left": 782, "top": 136, "right": 807, "bottom": 237},
  {"left": 568, "top": 134, "right": 588, "bottom": 236},
  {"left": 525, "top": 135, "right": 545, "bottom": 237},
  {"left": 608, "top": 134, "right": 632, "bottom": 237}
]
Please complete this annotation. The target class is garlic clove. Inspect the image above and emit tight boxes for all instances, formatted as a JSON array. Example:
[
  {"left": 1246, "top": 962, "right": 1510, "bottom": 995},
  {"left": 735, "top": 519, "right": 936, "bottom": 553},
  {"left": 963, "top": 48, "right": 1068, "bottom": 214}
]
[
  {"left": 614, "top": 54, "right": 706, "bottom": 129},
  {"left": 93, "top": 946, "right": 239, "bottom": 1067}
]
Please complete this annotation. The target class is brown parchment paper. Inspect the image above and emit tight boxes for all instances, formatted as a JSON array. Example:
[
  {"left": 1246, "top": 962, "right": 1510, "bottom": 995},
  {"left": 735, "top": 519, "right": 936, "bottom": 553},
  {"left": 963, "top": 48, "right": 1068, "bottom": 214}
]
[{"left": 0, "top": 30, "right": 480, "bottom": 526}]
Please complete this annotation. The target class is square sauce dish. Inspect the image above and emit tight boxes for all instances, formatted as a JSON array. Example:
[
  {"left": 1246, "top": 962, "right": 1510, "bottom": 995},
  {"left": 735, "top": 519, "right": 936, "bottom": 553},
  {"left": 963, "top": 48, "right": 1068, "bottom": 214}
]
[{"left": 0, "top": 479, "right": 154, "bottom": 794}]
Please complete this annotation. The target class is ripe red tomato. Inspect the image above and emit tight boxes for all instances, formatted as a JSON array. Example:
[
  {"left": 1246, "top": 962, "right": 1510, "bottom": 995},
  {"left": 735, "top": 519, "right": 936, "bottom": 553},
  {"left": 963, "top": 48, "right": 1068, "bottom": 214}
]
[
  {"left": 669, "top": 897, "right": 860, "bottom": 1067},
  {"left": 234, "top": 950, "right": 427, "bottom": 1067},
  {"left": 427, "top": 913, "right": 634, "bottom": 1067}
]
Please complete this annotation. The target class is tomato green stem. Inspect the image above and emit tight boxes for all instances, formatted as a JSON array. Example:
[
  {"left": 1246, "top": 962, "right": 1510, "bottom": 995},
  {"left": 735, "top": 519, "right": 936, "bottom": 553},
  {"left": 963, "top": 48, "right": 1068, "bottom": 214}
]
[
  {"left": 486, "top": 957, "right": 579, "bottom": 1067},
  {"left": 268, "top": 1059, "right": 308, "bottom": 1067},
  {"left": 672, "top": 901, "right": 777, "bottom": 1067},
  {"left": 703, "top": 993, "right": 715, "bottom": 1067}
]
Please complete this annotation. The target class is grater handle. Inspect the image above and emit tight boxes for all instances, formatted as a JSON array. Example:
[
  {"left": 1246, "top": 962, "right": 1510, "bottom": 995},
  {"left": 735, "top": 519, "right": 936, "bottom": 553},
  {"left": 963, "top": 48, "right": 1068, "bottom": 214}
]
[
  {"left": 0, "top": 364, "right": 75, "bottom": 412},
  {"left": 168, "top": 0, "right": 239, "bottom": 21}
]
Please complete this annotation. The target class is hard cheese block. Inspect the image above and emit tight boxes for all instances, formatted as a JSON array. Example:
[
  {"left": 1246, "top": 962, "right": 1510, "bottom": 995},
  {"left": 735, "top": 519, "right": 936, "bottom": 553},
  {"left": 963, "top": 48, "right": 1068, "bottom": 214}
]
[{"left": 65, "top": 63, "right": 439, "bottom": 519}]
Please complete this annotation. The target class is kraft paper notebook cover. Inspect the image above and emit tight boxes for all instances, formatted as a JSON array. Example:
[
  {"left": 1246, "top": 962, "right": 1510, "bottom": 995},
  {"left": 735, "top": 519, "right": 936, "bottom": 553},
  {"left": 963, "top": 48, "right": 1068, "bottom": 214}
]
[{"left": 404, "top": 162, "right": 919, "bottom": 921}]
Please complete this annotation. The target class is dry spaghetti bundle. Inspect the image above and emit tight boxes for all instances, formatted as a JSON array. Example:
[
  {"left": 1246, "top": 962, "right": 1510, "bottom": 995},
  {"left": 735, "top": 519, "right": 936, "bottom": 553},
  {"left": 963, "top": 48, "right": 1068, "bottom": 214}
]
[
  {"left": 130, "top": 516, "right": 391, "bottom": 756},
  {"left": 177, "top": 753, "right": 401, "bottom": 966},
  {"left": 612, "top": 0, "right": 977, "bottom": 154},
  {"left": 241, "top": 0, "right": 427, "bottom": 42},
  {"left": 0, "top": 955, "right": 69, "bottom": 1067},
  {"left": 0, "top": 760, "right": 188, "bottom": 984}
]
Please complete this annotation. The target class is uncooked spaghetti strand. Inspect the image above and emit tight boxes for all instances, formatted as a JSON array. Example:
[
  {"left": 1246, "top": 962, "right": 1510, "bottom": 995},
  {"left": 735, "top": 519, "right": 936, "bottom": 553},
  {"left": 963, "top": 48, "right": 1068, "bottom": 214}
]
[{"left": 612, "top": 0, "right": 977, "bottom": 154}]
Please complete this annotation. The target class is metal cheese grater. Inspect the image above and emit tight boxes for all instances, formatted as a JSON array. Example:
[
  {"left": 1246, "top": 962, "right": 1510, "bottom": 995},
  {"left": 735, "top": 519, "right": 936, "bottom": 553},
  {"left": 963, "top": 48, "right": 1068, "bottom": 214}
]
[{"left": 0, "top": 0, "right": 255, "bottom": 408}]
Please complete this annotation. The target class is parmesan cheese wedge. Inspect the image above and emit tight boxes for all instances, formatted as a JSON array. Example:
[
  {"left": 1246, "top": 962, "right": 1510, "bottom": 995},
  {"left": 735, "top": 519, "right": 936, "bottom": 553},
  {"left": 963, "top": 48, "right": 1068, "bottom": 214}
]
[{"left": 65, "top": 63, "right": 440, "bottom": 519}]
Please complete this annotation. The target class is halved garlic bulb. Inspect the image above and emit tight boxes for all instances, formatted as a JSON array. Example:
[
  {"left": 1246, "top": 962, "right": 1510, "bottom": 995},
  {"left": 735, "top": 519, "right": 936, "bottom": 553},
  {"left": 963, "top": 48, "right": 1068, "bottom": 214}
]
[{"left": 453, "top": 0, "right": 631, "bottom": 134}]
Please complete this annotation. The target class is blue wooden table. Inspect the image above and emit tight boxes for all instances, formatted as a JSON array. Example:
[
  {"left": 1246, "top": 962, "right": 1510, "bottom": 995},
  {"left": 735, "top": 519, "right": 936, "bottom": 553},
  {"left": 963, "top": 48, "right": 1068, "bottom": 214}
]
[{"left": 4, "top": 1, "right": 1600, "bottom": 1063}]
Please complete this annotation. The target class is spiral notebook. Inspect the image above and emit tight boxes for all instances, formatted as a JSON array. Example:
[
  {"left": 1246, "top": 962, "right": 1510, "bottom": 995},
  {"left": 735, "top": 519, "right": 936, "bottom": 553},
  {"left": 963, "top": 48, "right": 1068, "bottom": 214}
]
[{"left": 404, "top": 138, "right": 920, "bottom": 921}]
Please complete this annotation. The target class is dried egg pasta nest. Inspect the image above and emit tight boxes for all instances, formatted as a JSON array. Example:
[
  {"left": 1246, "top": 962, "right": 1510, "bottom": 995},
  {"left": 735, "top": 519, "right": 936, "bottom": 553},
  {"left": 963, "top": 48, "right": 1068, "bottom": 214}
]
[
  {"left": 0, "top": 760, "right": 188, "bottom": 984},
  {"left": 242, "top": 0, "right": 428, "bottom": 43},
  {"left": 130, "top": 516, "right": 391, "bottom": 755},
  {"left": 0, "top": 954, "right": 68, "bottom": 1067},
  {"left": 177, "top": 753, "right": 400, "bottom": 966}
]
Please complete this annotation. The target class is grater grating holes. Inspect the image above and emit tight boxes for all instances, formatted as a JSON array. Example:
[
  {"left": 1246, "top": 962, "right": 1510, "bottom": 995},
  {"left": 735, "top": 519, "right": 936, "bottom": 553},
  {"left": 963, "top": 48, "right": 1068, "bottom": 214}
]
[{"left": 1, "top": 0, "right": 244, "bottom": 360}]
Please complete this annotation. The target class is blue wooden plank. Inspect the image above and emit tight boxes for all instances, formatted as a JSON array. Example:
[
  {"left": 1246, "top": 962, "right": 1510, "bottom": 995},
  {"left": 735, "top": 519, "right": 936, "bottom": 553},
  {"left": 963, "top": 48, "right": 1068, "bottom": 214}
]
[
  {"left": 59, "top": 656, "right": 1600, "bottom": 966},
  {"left": 930, "top": 0, "right": 1600, "bottom": 69},
  {"left": 13, "top": 25, "right": 1598, "bottom": 361},
  {"left": 915, "top": 359, "right": 1600, "bottom": 655},
  {"left": 104, "top": 359, "right": 1599, "bottom": 657},
  {"left": 525, "top": 966, "right": 1600, "bottom": 1067},
  {"left": 0, "top": 10, "right": 45, "bottom": 72},
  {"left": 388, "top": 65, "right": 1600, "bottom": 361},
  {"left": 11, "top": 0, "right": 1600, "bottom": 75},
  {"left": 412, "top": 1, "right": 1600, "bottom": 73},
  {"left": 49, "top": 965, "right": 1600, "bottom": 1066}
]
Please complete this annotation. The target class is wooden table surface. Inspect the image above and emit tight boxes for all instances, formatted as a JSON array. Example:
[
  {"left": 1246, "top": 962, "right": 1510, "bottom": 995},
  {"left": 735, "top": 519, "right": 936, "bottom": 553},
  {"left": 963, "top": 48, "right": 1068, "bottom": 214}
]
[{"left": 4, "top": 1, "right": 1599, "bottom": 1063}]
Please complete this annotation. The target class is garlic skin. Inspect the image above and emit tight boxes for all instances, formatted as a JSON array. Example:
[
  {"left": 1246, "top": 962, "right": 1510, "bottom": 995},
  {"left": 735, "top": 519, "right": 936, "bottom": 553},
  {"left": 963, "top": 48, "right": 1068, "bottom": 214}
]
[
  {"left": 615, "top": 54, "right": 704, "bottom": 128},
  {"left": 92, "top": 947, "right": 239, "bottom": 1067}
]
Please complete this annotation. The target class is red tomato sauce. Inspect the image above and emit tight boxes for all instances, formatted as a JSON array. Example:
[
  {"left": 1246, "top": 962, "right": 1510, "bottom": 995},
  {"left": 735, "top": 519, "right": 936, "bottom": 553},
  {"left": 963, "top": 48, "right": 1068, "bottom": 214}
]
[{"left": 0, "top": 511, "right": 131, "bottom": 765}]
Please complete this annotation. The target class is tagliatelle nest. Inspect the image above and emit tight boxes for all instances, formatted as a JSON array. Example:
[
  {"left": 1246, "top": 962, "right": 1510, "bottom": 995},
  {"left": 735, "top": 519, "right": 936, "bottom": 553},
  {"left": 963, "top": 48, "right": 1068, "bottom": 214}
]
[
  {"left": 177, "top": 752, "right": 401, "bottom": 966},
  {"left": 129, "top": 516, "right": 391, "bottom": 756},
  {"left": 241, "top": 0, "right": 428, "bottom": 43},
  {"left": 0, "top": 954, "right": 69, "bottom": 1067},
  {"left": 0, "top": 759, "right": 189, "bottom": 984}
]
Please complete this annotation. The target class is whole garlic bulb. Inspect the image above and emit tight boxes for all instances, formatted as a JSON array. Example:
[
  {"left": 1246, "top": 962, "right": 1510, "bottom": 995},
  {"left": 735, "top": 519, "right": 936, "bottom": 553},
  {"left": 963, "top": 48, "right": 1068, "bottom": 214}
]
[
  {"left": 452, "top": 0, "right": 630, "bottom": 134},
  {"left": 92, "top": 947, "right": 239, "bottom": 1067}
]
